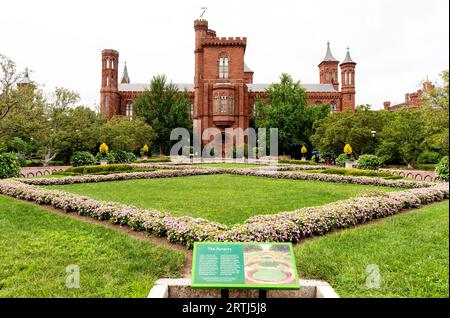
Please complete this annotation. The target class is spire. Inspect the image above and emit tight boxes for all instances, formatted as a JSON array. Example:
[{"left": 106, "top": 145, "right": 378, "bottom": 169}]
[
  {"left": 17, "top": 67, "right": 31, "bottom": 85},
  {"left": 322, "top": 41, "right": 338, "bottom": 62},
  {"left": 121, "top": 62, "right": 130, "bottom": 84},
  {"left": 341, "top": 47, "right": 355, "bottom": 64}
]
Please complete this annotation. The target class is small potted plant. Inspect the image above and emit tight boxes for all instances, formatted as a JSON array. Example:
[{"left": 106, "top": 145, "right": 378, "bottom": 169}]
[
  {"left": 99, "top": 143, "right": 109, "bottom": 165},
  {"left": 343, "top": 143, "right": 354, "bottom": 169},
  {"left": 301, "top": 145, "right": 307, "bottom": 161},
  {"left": 141, "top": 144, "right": 149, "bottom": 160}
]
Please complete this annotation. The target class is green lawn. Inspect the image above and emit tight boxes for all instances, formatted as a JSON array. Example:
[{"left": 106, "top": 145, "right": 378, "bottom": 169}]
[
  {"left": 45, "top": 174, "right": 398, "bottom": 225},
  {"left": 296, "top": 201, "right": 449, "bottom": 298},
  {"left": 0, "top": 195, "right": 185, "bottom": 298}
]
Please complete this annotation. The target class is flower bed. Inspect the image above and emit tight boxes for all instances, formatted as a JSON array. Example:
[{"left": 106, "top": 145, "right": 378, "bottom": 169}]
[
  {"left": 19, "top": 169, "right": 222, "bottom": 186},
  {"left": 0, "top": 174, "right": 448, "bottom": 248}
]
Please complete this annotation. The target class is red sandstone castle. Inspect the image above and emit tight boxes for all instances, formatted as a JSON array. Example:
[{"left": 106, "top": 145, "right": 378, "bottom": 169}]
[{"left": 100, "top": 19, "right": 356, "bottom": 134}]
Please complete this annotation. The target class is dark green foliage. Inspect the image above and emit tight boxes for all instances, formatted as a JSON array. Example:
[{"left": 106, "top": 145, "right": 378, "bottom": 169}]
[
  {"left": 70, "top": 151, "right": 96, "bottom": 167},
  {"left": 435, "top": 156, "right": 449, "bottom": 181},
  {"left": 0, "top": 153, "right": 21, "bottom": 178},
  {"left": 253, "top": 74, "right": 329, "bottom": 156},
  {"left": 133, "top": 75, "right": 192, "bottom": 155},
  {"left": 110, "top": 151, "right": 137, "bottom": 164},
  {"left": 356, "top": 154, "right": 382, "bottom": 170},
  {"left": 55, "top": 164, "right": 156, "bottom": 176},
  {"left": 135, "top": 157, "right": 171, "bottom": 163},
  {"left": 417, "top": 150, "right": 441, "bottom": 164},
  {"left": 279, "top": 159, "right": 319, "bottom": 165},
  {"left": 336, "top": 153, "right": 354, "bottom": 167},
  {"left": 307, "top": 168, "right": 402, "bottom": 180}
]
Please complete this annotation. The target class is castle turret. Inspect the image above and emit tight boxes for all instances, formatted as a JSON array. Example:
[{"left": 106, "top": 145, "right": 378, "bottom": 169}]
[
  {"left": 100, "top": 49, "right": 120, "bottom": 118},
  {"left": 319, "top": 42, "right": 339, "bottom": 91},
  {"left": 340, "top": 47, "right": 356, "bottom": 111}
]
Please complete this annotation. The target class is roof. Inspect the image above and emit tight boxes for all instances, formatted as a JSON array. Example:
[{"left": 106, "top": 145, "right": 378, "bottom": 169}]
[
  {"left": 322, "top": 42, "right": 338, "bottom": 62},
  {"left": 17, "top": 68, "right": 31, "bottom": 84},
  {"left": 119, "top": 83, "right": 337, "bottom": 93},
  {"left": 247, "top": 83, "right": 338, "bottom": 93},
  {"left": 244, "top": 63, "right": 253, "bottom": 72},
  {"left": 121, "top": 63, "right": 130, "bottom": 83},
  {"left": 118, "top": 83, "right": 194, "bottom": 92},
  {"left": 341, "top": 48, "right": 355, "bottom": 64}
]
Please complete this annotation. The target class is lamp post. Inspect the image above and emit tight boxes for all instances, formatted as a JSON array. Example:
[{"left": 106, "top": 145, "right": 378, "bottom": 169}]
[{"left": 371, "top": 130, "right": 377, "bottom": 154}]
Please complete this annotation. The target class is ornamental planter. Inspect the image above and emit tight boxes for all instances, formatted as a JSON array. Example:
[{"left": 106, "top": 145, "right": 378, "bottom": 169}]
[
  {"left": 100, "top": 160, "right": 108, "bottom": 166},
  {"left": 142, "top": 156, "right": 148, "bottom": 160}
]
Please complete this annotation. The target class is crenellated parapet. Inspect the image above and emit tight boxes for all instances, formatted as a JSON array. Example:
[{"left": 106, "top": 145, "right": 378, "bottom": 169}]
[{"left": 202, "top": 37, "right": 247, "bottom": 47}]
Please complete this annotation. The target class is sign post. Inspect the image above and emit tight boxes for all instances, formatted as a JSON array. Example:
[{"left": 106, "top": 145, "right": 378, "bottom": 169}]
[{"left": 191, "top": 242, "right": 300, "bottom": 292}]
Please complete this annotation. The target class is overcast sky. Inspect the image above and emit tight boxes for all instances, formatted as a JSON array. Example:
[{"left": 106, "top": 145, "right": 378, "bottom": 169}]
[{"left": 1, "top": 0, "right": 448, "bottom": 109}]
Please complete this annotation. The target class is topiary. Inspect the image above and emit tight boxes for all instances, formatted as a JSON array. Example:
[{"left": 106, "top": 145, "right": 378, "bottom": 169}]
[
  {"left": 356, "top": 154, "right": 382, "bottom": 170},
  {"left": 435, "top": 156, "right": 449, "bottom": 181},
  {"left": 70, "top": 151, "right": 96, "bottom": 167},
  {"left": 0, "top": 153, "right": 21, "bottom": 179},
  {"left": 336, "top": 153, "right": 354, "bottom": 167}
]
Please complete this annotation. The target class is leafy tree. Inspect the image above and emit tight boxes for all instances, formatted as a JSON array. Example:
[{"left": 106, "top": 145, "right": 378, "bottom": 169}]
[
  {"left": 423, "top": 70, "right": 449, "bottom": 109},
  {"left": 376, "top": 109, "right": 424, "bottom": 167},
  {"left": 133, "top": 75, "right": 192, "bottom": 155},
  {"left": 253, "top": 73, "right": 329, "bottom": 156},
  {"left": 312, "top": 107, "right": 390, "bottom": 158},
  {"left": 99, "top": 116, "right": 155, "bottom": 152}
]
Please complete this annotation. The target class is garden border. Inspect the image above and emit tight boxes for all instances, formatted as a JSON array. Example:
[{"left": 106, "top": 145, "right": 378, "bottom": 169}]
[{"left": 1, "top": 166, "right": 448, "bottom": 248}]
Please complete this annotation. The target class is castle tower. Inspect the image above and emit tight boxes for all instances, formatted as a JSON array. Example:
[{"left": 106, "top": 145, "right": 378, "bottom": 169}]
[
  {"left": 17, "top": 67, "right": 33, "bottom": 89},
  {"left": 318, "top": 42, "right": 339, "bottom": 91},
  {"left": 340, "top": 47, "right": 356, "bottom": 110},
  {"left": 100, "top": 49, "right": 120, "bottom": 118}
]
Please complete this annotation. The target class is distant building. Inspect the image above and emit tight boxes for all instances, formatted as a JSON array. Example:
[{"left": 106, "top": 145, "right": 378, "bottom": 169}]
[
  {"left": 384, "top": 79, "right": 435, "bottom": 111},
  {"left": 100, "top": 19, "right": 357, "bottom": 143}
]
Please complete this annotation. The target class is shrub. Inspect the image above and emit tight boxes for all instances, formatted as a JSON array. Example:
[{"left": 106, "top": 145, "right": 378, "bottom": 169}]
[
  {"left": 135, "top": 157, "right": 171, "bottom": 163},
  {"left": 417, "top": 150, "right": 441, "bottom": 164},
  {"left": 336, "top": 153, "right": 354, "bottom": 167},
  {"left": 70, "top": 151, "right": 96, "bottom": 167},
  {"left": 319, "top": 150, "right": 336, "bottom": 163},
  {"left": 96, "top": 152, "right": 115, "bottom": 164},
  {"left": 0, "top": 153, "right": 21, "bottom": 179},
  {"left": 64, "top": 164, "right": 136, "bottom": 175},
  {"left": 279, "top": 159, "right": 318, "bottom": 165},
  {"left": 111, "top": 151, "right": 136, "bottom": 164},
  {"left": 435, "top": 156, "right": 449, "bottom": 181},
  {"left": 356, "top": 154, "right": 382, "bottom": 170},
  {"left": 312, "top": 168, "right": 402, "bottom": 179}
]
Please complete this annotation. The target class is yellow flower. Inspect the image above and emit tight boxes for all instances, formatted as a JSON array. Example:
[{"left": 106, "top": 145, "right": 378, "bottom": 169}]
[
  {"left": 301, "top": 146, "right": 307, "bottom": 154},
  {"left": 99, "top": 143, "right": 109, "bottom": 154},
  {"left": 143, "top": 144, "right": 149, "bottom": 153},
  {"left": 344, "top": 144, "right": 352, "bottom": 155}
]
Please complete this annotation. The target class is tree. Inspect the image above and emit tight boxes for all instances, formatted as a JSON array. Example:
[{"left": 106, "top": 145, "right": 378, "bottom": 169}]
[
  {"left": 99, "top": 116, "right": 155, "bottom": 152},
  {"left": 0, "top": 54, "right": 27, "bottom": 120},
  {"left": 376, "top": 109, "right": 424, "bottom": 167},
  {"left": 253, "top": 73, "right": 329, "bottom": 156},
  {"left": 133, "top": 75, "right": 192, "bottom": 155},
  {"left": 423, "top": 70, "right": 449, "bottom": 109},
  {"left": 311, "top": 107, "right": 390, "bottom": 158}
]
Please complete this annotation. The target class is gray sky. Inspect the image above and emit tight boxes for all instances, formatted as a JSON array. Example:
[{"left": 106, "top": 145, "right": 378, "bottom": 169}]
[{"left": 1, "top": 0, "right": 448, "bottom": 109}]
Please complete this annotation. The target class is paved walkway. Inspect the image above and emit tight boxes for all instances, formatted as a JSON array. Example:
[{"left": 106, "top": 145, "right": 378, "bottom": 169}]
[{"left": 20, "top": 166, "right": 70, "bottom": 178}]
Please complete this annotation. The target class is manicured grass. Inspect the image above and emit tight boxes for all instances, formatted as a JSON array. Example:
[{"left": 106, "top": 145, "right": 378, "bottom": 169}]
[
  {"left": 296, "top": 201, "right": 449, "bottom": 298},
  {"left": 45, "top": 174, "right": 398, "bottom": 225},
  {"left": 0, "top": 195, "right": 185, "bottom": 298}
]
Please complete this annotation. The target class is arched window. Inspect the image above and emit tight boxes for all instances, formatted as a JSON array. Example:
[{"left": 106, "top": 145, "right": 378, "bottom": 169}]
[
  {"left": 104, "top": 96, "right": 109, "bottom": 108},
  {"left": 326, "top": 70, "right": 330, "bottom": 81},
  {"left": 214, "top": 96, "right": 219, "bottom": 113},
  {"left": 220, "top": 95, "right": 227, "bottom": 112},
  {"left": 349, "top": 72, "right": 353, "bottom": 85},
  {"left": 330, "top": 103, "right": 337, "bottom": 112},
  {"left": 126, "top": 102, "right": 133, "bottom": 119},
  {"left": 345, "top": 72, "right": 349, "bottom": 85},
  {"left": 219, "top": 56, "right": 229, "bottom": 79},
  {"left": 106, "top": 76, "right": 110, "bottom": 87},
  {"left": 229, "top": 95, "right": 234, "bottom": 113}
]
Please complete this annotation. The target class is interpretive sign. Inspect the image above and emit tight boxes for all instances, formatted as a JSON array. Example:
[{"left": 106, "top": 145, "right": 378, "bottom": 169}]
[{"left": 191, "top": 242, "right": 300, "bottom": 289}]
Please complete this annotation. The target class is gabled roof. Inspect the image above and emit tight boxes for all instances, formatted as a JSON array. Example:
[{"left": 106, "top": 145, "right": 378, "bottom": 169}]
[
  {"left": 118, "top": 83, "right": 194, "bottom": 92},
  {"left": 247, "top": 83, "right": 338, "bottom": 93}
]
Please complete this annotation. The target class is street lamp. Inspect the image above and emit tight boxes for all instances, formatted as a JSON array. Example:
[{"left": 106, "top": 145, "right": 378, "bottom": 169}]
[{"left": 371, "top": 130, "right": 377, "bottom": 153}]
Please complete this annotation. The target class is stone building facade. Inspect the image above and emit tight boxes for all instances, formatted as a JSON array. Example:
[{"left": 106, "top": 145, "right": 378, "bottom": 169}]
[
  {"left": 100, "top": 19, "right": 357, "bottom": 141},
  {"left": 383, "top": 79, "right": 435, "bottom": 111}
]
